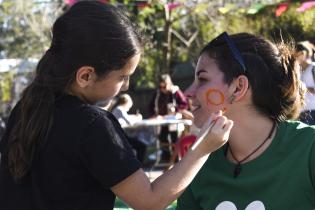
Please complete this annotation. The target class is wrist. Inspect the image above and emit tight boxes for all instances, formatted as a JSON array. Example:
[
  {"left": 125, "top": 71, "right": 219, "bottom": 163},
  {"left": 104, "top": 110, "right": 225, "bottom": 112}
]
[{"left": 190, "top": 138, "right": 214, "bottom": 157}]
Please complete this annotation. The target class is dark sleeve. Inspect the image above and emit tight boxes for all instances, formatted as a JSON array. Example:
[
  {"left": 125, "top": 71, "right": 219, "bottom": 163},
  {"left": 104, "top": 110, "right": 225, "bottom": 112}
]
[
  {"left": 176, "top": 186, "right": 202, "bottom": 210},
  {"left": 79, "top": 113, "right": 141, "bottom": 189},
  {"left": 175, "top": 90, "right": 188, "bottom": 110}
]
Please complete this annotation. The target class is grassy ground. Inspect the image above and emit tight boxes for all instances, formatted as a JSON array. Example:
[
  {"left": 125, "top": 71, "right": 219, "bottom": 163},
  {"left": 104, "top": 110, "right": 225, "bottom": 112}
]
[{"left": 114, "top": 198, "right": 177, "bottom": 210}]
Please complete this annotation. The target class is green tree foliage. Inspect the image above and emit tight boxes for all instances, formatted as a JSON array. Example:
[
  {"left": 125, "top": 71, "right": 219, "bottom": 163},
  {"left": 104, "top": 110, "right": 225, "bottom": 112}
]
[
  {"left": 112, "top": 1, "right": 212, "bottom": 88},
  {"left": 251, "top": 3, "right": 315, "bottom": 43},
  {"left": 0, "top": 71, "right": 13, "bottom": 102},
  {"left": 195, "top": 2, "right": 315, "bottom": 44},
  {"left": 0, "top": 0, "right": 314, "bottom": 90},
  {"left": 121, "top": 1, "right": 165, "bottom": 88},
  {"left": 0, "top": 0, "right": 63, "bottom": 58}
]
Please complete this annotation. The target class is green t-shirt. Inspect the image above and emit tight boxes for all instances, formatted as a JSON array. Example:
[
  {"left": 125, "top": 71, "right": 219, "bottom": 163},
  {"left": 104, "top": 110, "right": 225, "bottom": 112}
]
[{"left": 177, "top": 121, "right": 315, "bottom": 210}]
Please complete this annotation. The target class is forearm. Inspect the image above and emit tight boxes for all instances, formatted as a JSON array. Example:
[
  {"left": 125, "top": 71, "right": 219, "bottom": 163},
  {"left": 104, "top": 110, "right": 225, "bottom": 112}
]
[
  {"left": 150, "top": 149, "right": 210, "bottom": 209},
  {"left": 113, "top": 145, "right": 211, "bottom": 210}
]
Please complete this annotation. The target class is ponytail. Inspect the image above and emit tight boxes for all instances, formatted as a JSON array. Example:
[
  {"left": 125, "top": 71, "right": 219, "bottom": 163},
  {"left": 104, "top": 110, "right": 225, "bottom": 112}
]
[
  {"left": 8, "top": 51, "right": 56, "bottom": 180},
  {"left": 276, "top": 41, "right": 306, "bottom": 121}
]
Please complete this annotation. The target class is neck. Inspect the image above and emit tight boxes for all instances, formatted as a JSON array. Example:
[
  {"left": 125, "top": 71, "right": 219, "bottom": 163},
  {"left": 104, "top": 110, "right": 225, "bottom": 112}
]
[
  {"left": 227, "top": 116, "right": 276, "bottom": 163},
  {"left": 66, "top": 85, "right": 90, "bottom": 104}
]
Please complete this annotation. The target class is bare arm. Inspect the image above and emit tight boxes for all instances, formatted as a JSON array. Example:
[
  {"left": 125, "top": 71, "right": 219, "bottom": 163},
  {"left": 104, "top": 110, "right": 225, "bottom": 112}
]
[{"left": 111, "top": 112, "right": 233, "bottom": 210}]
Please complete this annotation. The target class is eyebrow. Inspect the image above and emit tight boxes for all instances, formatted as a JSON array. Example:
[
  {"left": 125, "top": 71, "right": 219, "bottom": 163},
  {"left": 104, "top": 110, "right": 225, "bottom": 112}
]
[{"left": 196, "top": 69, "right": 207, "bottom": 76}]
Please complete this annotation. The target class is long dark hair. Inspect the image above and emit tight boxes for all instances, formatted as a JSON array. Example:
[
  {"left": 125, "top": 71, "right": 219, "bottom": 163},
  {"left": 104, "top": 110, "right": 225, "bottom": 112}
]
[
  {"left": 7, "top": 1, "right": 142, "bottom": 180},
  {"left": 201, "top": 33, "right": 306, "bottom": 122}
]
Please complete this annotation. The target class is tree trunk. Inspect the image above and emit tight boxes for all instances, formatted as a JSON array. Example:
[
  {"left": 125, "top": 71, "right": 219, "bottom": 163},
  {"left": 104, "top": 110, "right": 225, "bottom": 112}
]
[{"left": 161, "top": 3, "right": 172, "bottom": 75}]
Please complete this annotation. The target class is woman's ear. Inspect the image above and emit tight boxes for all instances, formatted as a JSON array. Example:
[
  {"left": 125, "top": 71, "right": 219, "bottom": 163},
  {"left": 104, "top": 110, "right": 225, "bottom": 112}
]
[
  {"left": 229, "top": 75, "right": 249, "bottom": 103},
  {"left": 75, "top": 66, "right": 95, "bottom": 88}
]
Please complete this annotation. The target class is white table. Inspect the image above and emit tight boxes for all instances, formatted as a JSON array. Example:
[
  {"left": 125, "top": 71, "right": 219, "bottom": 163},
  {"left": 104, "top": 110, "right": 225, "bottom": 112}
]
[
  {"left": 122, "top": 118, "right": 192, "bottom": 129},
  {"left": 123, "top": 118, "right": 193, "bottom": 169}
]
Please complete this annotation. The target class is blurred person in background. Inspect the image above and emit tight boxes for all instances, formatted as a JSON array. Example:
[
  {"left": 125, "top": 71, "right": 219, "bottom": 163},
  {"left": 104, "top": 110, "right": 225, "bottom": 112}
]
[
  {"left": 111, "top": 93, "right": 142, "bottom": 127},
  {"left": 150, "top": 74, "right": 192, "bottom": 162},
  {"left": 296, "top": 40, "right": 315, "bottom": 125},
  {"left": 111, "top": 93, "right": 146, "bottom": 163}
]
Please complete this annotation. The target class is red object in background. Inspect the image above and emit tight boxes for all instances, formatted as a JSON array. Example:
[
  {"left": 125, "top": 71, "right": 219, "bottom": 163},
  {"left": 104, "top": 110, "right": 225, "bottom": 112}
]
[
  {"left": 137, "top": 1, "right": 150, "bottom": 9},
  {"left": 175, "top": 135, "right": 197, "bottom": 159},
  {"left": 275, "top": 2, "right": 289, "bottom": 17}
]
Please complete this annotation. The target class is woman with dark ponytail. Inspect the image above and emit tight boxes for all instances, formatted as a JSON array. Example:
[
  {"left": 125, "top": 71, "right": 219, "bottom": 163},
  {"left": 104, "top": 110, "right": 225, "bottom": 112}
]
[
  {"left": 176, "top": 32, "right": 315, "bottom": 210},
  {"left": 0, "top": 2, "right": 233, "bottom": 210}
]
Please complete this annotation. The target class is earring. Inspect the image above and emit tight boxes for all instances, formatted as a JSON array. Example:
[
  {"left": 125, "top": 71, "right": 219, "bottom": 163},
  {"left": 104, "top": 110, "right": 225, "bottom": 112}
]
[{"left": 229, "top": 95, "right": 235, "bottom": 104}]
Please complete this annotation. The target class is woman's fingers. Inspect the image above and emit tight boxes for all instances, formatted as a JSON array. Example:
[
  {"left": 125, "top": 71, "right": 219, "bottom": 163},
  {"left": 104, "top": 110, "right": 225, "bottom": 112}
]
[
  {"left": 197, "top": 110, "right": 223, "bottom": 139},
  {"left": 223, "top": 120, "right": 234, "bottom": 132},
  {"left": 210, "top": 116, "right": 232, "bottom": 142},
  {"left": 210, "top": 116, "right": 227, "bottom": 131},
  {"left": 194, "top": 113, "right": 233, "bottom": 154},
  {"left": 211, "top": 116, "right": 233, "bottom": 133}
]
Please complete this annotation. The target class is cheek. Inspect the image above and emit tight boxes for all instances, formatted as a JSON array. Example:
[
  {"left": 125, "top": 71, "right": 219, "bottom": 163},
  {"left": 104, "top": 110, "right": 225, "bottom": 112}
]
[
  {"left": 101, "top": 83, "right": 121, "bottom": 99},
  {"left": 198, "top": 87, "right": 227, "bottom": 113},
  {"left": 196, "top": 89, "right": 212, "bottom": 114}
]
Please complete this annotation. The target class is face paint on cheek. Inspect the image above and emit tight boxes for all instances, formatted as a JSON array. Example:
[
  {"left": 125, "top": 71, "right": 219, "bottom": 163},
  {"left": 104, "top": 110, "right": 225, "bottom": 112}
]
[{"left": 205, "top": 88, "right": 227, "bottom": 113}]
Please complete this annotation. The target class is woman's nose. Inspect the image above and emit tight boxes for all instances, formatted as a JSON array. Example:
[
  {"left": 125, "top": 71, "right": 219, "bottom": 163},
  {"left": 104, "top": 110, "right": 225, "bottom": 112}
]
[{"left": 184, "top": 83, "right": 196, "bottom": 99}]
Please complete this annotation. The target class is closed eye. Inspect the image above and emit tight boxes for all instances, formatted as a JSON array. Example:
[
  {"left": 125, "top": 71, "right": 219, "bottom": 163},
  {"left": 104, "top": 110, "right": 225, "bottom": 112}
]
[{"left": 197, "top": 77, "right": 208, "bottom": 83}]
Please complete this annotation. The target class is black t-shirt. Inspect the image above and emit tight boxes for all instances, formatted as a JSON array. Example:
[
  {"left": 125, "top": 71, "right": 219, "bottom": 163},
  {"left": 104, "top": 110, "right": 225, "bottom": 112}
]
[{"left": 0, "top": 94, "right": 141, "bottom": 210}]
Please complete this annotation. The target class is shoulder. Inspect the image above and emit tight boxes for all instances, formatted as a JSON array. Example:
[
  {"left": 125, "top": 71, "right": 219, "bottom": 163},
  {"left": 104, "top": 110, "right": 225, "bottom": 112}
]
[
  {"left": 112, "top": 107, "right": 123, "bottom": 116},
  {"left": 276, "top": 121, "right": 315, "bottom": 150},
  {"left": 84, "top": 106, "right": 121, "bottom": 131},
  {"left": 56, "top": 94, "right": 118, "bottom": 126},
  {"left": 173, "top": 86, "right": 185, "bottom": 97},
  {"left": 280, "top": 120, "right": 315, "bottom": 137},
  {"left": 78, "top": 106, "right": 127, "bottom": 151},
  {"left": 76, "top": 103, "right": 116, "bottom": 127}
]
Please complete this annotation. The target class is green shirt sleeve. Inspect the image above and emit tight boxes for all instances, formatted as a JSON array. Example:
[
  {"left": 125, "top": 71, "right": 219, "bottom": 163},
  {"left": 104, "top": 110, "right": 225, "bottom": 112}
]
[
  {"left": 176, "top": 186, "right": 202, "bottom": 210},
  {"left": 310, "top": 141, "right": 315, "bottom": 190}
]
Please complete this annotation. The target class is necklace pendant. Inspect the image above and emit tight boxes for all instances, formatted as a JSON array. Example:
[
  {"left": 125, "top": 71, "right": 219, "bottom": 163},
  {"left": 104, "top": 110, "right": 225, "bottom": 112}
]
[{"left": 234, "top": 163, "right": 242, "bottom": 178}]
